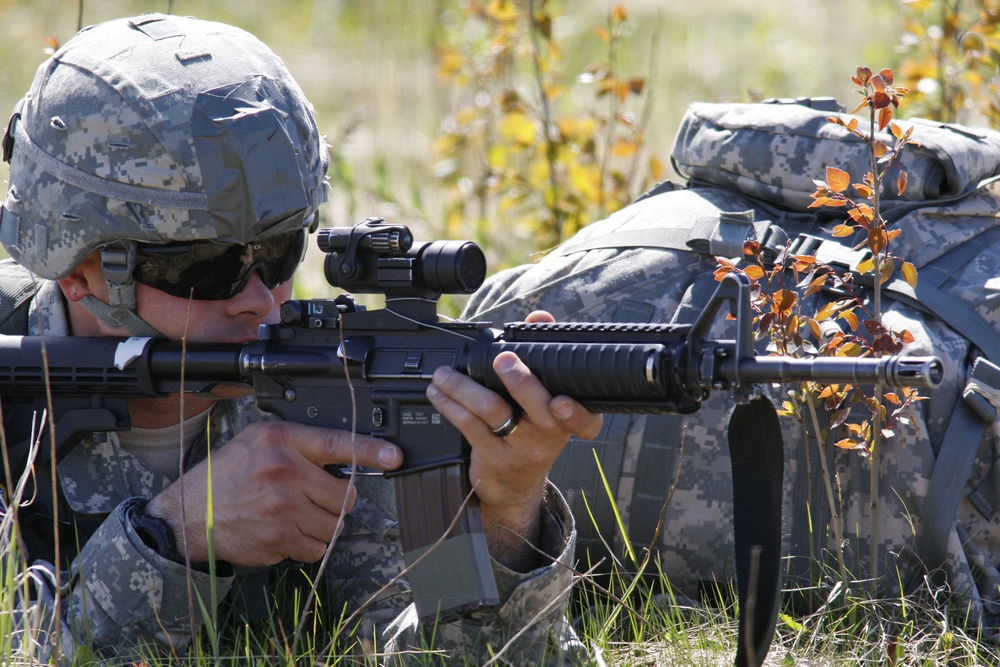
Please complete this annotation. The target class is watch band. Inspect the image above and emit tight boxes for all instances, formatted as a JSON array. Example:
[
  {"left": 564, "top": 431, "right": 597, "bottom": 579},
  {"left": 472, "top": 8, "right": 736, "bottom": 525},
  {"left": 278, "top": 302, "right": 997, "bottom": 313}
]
[{"left": 130, "top": 502, "right": 183, "bottom": 563}]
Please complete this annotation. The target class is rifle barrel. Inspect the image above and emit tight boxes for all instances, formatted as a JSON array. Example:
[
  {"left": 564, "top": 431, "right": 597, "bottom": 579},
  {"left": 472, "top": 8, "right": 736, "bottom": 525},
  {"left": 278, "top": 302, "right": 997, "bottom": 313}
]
[{"left": 734, "top": 355, "right": 943, "bottom": 388}]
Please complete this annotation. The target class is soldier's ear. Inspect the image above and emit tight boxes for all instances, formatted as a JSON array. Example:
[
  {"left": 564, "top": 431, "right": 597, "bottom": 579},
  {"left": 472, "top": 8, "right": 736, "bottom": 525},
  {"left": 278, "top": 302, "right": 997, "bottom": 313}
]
[{"left": 57, "top": 252, "right": 104, "bottom": 303}]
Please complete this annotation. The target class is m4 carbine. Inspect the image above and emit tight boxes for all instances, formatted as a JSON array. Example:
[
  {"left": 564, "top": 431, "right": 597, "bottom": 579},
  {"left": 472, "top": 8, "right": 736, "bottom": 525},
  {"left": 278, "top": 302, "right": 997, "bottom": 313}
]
[{"left": 0, "top": 218, "right": 942, "bottom": 629}]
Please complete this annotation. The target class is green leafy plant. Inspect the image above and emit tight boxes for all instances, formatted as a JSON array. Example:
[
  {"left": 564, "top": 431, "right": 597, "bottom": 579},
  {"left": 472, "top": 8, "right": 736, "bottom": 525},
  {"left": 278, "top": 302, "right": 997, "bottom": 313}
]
[
  {"left": 897, "top": 0, "right": 1000, "bottom": 128},
  {"left": 432, "top": 0, "right": 663, "bottom": 268}
]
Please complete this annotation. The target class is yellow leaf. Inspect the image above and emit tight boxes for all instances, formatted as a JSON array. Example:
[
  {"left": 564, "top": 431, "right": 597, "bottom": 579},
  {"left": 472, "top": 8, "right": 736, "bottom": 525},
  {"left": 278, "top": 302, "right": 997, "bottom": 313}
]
[
  {"left": 834, "top": 438, "right": 858, "bottom": 449},
  {"left": 880, "top": 259, "right": 895, "bottom": 285},
  {"left": 568, "top": 162, "right": 601, "bottom": 203},
  {"left": 556, "top": 117, "right": 597, "bottom": 141},
  {"left": 499, "top": 112, "right": 537, "bottom": 146},
  {"left": 858, "top": 257, "right": 875, "bottom": 274},
  {"left": 487, "top": 0, "right": 518, "bottom": 21},
  {"left": 808, "top": 318, "right": 822, "bottom": 339},
  {"left": 648, "top": 156, "right": 665, "bottom": 182},
  {"left": 842, "top": 310, "right": 859, "bottom": 330},
  {"left": 487, "top": 143, "right": 508, "bottom": 168},
  {"left": 435, "top": 45, "right": 465, "bottom": 77},
  {"left": 612, "top": 5, "right": 629, "bottom": 22},
  {"left": 743, "top": 265, "right": 766, "bottom": 280},
  {"left": 902, "top": 261, "right": 918, "bottom": 288},
  {"left": 826, "top": 166, "right": 851, "bottom": 193},
  {"left": 838, "top": 342, "right": 863, "bottom": 357},
  {"left": 610, "top": 138, "right": 637, "bottom": 158},
  {"left": 816, "top": 301, "right": 840, "bottom": 321}
]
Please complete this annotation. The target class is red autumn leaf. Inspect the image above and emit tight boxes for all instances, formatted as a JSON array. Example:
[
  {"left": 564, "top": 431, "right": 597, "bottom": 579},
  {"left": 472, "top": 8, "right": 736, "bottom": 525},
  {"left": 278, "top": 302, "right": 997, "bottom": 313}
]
[{"left": 878, "top": 106, "right": 893, "bottom": 130}]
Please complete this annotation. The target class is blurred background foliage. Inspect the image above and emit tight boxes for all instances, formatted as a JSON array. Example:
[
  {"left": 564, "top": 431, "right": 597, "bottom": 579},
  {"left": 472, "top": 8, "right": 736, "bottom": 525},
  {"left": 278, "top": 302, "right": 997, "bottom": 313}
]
[{"left": 0, "top": 0, "right": 993, "bottom": 306}]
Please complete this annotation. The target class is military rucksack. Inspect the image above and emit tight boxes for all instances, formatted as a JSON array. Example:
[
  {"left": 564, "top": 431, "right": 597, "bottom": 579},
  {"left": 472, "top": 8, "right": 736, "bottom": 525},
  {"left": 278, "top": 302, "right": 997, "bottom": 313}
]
[{"left": 463, "top": 99, "right": 1000, "bottom": 637}]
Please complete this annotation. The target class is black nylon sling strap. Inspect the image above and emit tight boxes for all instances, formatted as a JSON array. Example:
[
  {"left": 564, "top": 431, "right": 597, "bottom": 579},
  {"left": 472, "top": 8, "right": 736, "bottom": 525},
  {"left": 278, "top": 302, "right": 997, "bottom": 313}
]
[{"left": 728, "top": 396, "right": 784, "bottom": 667}]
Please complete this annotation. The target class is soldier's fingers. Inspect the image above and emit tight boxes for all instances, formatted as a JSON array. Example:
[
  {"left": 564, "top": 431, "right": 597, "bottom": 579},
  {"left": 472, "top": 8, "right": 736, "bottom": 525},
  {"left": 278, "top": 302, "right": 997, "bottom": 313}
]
[
  {"left": 255, "top": 421, "right": 403, "bottom": 471},
  {"left": 427, "top": 364, "right": 514, "bottom": 439},
  {"left": 550, "top": 397, "right": 603, "bottom": 441},
  {"left": 491, "top": 352, "right": 559, "bottom": 433},
  {"left": 524, "top": 310, "right": 555, "bottom": 324}
]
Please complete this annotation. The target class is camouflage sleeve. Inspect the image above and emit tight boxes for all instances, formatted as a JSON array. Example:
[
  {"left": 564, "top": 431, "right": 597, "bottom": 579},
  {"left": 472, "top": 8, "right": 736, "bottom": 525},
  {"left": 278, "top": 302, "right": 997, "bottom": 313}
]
[
  {"left": 377, "top": 482, "right": 589, "bottom": 665},
  {"left": 15, "top": 497, "right": 234, "bottom": 665}
]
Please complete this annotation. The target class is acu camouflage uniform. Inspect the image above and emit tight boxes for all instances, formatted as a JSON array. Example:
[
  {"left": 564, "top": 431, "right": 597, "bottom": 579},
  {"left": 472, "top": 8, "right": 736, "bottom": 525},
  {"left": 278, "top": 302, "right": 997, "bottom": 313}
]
[
  {"left": 3, "top": 269, "right": 586, "bottom": 665},
  {"left": 464, "top": 101, "right": 1000, "bottom": 636},
  {"left": 0, "top": 14, "right": 585, "bottom": 665}
]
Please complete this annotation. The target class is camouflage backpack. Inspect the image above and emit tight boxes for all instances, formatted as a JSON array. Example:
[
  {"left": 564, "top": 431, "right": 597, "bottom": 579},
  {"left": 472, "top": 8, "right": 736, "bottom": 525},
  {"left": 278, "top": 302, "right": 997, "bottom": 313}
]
[{"left": 464, "top": 99, "right": 1000, "bottom": 634}]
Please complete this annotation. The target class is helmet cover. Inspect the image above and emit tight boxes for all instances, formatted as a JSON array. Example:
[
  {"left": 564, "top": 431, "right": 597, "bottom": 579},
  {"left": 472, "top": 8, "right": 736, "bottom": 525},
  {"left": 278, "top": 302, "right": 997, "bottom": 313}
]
[{"left": 0, "top": 13, "right": 329, "bottom": 279}]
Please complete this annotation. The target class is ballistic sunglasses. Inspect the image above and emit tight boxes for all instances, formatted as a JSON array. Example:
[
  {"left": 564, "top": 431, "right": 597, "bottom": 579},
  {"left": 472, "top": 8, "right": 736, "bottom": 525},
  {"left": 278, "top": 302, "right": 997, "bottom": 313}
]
[{"left": 132, "top": 229, "right": 307, "bottom": 301}]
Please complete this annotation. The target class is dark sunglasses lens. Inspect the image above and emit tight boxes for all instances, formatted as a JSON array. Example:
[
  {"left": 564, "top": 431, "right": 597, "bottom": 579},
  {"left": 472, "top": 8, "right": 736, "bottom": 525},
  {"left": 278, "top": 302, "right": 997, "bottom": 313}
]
[
  {"left": 253, "top": 230, "right": 306, "bottom": 288},
  {"left": 134, "top": 230, "right": 305, "bottom": 300}
]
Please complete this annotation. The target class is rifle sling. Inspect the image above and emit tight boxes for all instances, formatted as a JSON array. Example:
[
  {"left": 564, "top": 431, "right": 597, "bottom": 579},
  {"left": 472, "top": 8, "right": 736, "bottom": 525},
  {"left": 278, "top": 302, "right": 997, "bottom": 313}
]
[{"left": 728, "top": 397, "right": 784, "bottom": 667}]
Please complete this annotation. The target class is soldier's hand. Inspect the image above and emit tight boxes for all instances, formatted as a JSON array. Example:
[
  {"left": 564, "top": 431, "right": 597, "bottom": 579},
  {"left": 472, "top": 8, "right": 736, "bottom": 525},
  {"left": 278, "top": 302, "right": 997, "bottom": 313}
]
[
  {"left": 426, "top": 310, "right": 602, "bottom": 570},
  {"left": 145, "top": 421, "right": 402, "bottom": 567}
]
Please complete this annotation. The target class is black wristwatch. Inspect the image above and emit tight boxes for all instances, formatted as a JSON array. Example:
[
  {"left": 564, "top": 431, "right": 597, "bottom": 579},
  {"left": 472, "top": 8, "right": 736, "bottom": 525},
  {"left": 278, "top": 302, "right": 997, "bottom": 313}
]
[{"left": 130, "top": 503, "right": 183, "bottom": 563}]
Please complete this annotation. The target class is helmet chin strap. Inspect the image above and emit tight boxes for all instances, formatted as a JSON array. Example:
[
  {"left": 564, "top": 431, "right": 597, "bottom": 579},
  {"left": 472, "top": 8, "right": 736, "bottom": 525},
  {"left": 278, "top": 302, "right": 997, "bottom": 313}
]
[
  {"left": 79, "top": 244, "right": 165, "bottom": 338},
  {"left": 79, "top": 294, "right": 165, "bottom": 338}
]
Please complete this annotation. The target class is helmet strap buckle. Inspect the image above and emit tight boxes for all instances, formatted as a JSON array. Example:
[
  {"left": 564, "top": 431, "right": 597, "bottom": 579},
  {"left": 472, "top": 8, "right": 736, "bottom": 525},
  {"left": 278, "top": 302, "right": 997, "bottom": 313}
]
[{"left": 100, "top": 241, "right": 138, "bottom": 311}]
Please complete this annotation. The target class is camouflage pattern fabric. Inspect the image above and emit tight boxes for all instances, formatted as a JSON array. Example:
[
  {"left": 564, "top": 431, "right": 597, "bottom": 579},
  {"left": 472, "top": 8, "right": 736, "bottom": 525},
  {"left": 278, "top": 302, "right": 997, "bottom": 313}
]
[
  {"left": 672, "top": 101, "right": 1000, "bottom": 211},
  {"left": 3, "top": 268, "right": 586, "bottom": 666},
  {"left": 0, "top": 14, "right": 329, "bottom": 281},
  {"left": 464, "top": 147, "right": 1000, "bottom": 640}
]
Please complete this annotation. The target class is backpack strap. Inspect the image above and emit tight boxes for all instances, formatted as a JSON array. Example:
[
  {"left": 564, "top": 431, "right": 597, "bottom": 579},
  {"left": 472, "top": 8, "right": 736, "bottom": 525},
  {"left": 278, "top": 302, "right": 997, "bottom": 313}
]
[
  {"left": 922, "top": 358, "right": 1000, "bottom": 579},
  {"left": 549, "top": 413, "right": 632, "bottom": 558},
  {"left": 0, "top": 258, "right": 38, "bottom": 335},
  {"left": 550, "top": 298, "right": 683, "bottom": 563},
  {"left": 785, "top": 224, "right": 1000, "bottom": 362},
  {"left": 554, "top": 208, "right": 781, "bottom": 263}
]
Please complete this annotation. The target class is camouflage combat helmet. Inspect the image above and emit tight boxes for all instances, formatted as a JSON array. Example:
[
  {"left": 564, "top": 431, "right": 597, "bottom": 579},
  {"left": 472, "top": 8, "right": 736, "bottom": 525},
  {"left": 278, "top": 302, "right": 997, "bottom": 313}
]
[{"left": 0, "top": 13, "right": 329, "bottom": 334}]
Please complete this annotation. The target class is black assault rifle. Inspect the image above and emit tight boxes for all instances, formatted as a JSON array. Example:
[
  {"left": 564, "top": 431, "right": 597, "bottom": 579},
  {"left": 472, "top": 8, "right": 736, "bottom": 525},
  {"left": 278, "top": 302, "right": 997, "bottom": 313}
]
[{"left": 0, "top": 218, "right": 942, "bottom": 666}]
